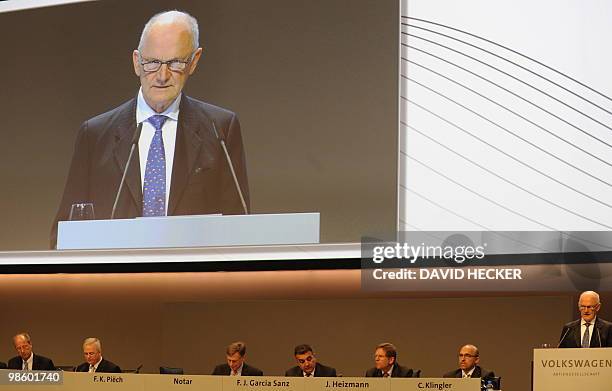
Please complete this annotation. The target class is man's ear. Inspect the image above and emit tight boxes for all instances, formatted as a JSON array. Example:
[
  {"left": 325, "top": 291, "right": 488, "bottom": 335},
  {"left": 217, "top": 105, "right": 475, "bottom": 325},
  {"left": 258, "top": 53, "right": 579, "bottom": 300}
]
[
  {"left": 188, "top": 47, "right": 204, "bottom": 75},
  {"left": 132, "top": 50, "right": 141, "bottom": 77}
]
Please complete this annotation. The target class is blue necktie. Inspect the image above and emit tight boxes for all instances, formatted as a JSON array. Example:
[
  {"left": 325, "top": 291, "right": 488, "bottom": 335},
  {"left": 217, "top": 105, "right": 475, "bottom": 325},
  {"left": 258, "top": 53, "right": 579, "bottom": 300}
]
[{"left": 143, "top": 115, "right": 168, "bottom": 217}]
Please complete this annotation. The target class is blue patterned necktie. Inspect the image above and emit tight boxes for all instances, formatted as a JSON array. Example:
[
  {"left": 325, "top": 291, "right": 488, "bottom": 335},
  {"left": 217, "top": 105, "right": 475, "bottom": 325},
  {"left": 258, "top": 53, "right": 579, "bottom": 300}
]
[{"left": 143, "top": 115, "right": 168, "bottom": 217}]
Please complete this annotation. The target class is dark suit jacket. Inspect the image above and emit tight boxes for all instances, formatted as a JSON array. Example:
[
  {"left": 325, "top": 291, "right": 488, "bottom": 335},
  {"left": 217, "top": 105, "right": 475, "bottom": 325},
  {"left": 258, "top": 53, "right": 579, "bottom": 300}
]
[
  {"left": 0, "top": 362, "right": 7, "bottom": 369},
  {"left": 211, "top": 363, "right": 263, "bottom": 376},
  {"left": 285, "top": 362, "right": 337, "bottom": 377},
  {"left": 443, "top": 366, "right": 495, "bottom": 379},
  {"left": 558, "top": 317, "right": 612, "bottom": 348},
  {"left": 75, "top": 359, "right": 121, "bottom": 373},
  {"left": 51, "top": 94, "right": 249, "bottom": 248},
  {"left": 365, "top": 363, "right": 413, "bottom": 378},
  {"left": 7, "top": 354, "right": 55, "bottom": 370}
]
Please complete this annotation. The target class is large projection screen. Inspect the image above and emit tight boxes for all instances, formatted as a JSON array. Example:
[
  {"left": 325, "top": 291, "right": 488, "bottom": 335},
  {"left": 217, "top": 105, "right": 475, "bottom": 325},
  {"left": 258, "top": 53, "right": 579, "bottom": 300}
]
[{"left": 0, "top": 0, "right": 399, "bottom": 252}]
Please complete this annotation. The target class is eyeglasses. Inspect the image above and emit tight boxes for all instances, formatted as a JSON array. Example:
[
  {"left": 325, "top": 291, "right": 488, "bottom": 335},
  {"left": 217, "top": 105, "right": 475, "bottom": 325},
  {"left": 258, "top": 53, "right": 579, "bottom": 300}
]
[
  {"left": 139, "top": 52, "right": 194, "bottom": 73},
  {"left": 83, "top": 352, "right": 98, "bottom": 356},
  {"left": 579, "top": 305, "right": 598, "bottom": 310},
  {"left": 458, "top": 354, "right": 478, "bottom": 358}
]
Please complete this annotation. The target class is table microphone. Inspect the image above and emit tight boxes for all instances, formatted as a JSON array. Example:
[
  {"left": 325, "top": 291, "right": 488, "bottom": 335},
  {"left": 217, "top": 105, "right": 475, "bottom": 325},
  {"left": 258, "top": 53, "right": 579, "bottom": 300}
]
[{"left": 557, "top": 327, "right": 571, "bottom": 348}]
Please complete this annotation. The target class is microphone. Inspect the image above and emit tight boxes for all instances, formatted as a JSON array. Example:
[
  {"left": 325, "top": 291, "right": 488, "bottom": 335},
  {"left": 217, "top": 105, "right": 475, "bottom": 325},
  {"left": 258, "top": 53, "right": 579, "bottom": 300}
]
[
  {"left": 597, "top": 325, "right": 602, "bottom": 347},
  {"left": 557, "top": 326, "right": 571, "bottom": 348},
  {"left": 211, "top": 121, "right": 249, "bottom": 214},
  {"left": 111, "top": 122, "right": 143, "bottom": 219}
]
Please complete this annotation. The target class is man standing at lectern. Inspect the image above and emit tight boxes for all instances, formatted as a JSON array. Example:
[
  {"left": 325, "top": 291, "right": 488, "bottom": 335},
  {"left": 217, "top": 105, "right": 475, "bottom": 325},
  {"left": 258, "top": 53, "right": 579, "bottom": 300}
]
[
  {"left": 51, "top": 10, "right": 249, "bottom": 247},
  {"left": 558, "top": 290, "right": 612, "bottom": 348}
]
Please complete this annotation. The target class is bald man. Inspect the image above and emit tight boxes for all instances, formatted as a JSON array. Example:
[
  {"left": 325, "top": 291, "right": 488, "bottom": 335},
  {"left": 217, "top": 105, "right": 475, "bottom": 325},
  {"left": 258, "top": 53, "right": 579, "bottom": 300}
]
[
  {"left": 558, "top": 290, "right": 612, "bottom": 348},
  {"left": 7, "top": 333, "right": 55, "bottom": 371},
  {"left": 443, "top": 345, "right": 495, "bottom": 379},
  {"left": 52, "top": 10, "right": 249, "bottom": 248}
]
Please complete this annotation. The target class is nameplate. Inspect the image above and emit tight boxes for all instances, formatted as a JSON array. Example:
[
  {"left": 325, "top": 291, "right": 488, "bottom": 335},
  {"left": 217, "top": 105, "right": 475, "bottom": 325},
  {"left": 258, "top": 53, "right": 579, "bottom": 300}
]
[
  {"left": 143, "top": 374, "right": 221, "bottom": 390},
  {"left": 390, "top": 378, "right": 480, "bottom": 391},
  {"left": 306, "top": 377, "right": 387, "bottom": 391},
  {"left": 222, "top": 376, "right": 304, "bottom": 391}
]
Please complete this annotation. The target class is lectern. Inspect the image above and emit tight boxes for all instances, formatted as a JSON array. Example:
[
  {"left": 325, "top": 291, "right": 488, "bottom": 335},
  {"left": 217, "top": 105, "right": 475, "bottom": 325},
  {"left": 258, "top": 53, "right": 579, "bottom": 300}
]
[
  {"left": 533, "top": 347, "right": 612, "bottom": 391},
  {"left": 57, "top": 213, "right": 320, "bottom": 250}
]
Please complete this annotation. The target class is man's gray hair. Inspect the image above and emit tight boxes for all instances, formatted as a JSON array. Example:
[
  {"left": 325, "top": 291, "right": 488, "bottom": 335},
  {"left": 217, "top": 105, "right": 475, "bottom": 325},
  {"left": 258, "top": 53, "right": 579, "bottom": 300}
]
[
  {"left": 83, "top": 337, "right": 102, "bottom": 353},
  {"left": 138, "top": 10, "right": 200, "bottom": 52},
  {"left": 13, "top": 332, "right": 31, "bottom": 344},
  {"left": 580, "top": 290, "right": 601, "bottom": 304}
]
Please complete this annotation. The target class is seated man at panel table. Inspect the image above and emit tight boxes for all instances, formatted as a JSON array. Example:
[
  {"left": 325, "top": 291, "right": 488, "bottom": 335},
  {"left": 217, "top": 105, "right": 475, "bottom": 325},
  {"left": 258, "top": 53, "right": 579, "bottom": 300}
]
[
  {"left": 51, "top": 9, "right": 250, "bottom": 248},
  {"left": 75, "top": 338, "right": 121, "bottom": 373},
  {"left": 365, "top": 342, "right": 413, "bottom": 378},
  {"left": 285, "top": 344, "right": 337, "bottom": 377},
  {"left": 212, "top": 341, "right": 263, "bottom": 376},
  {"left": 558, "top": 290, "right": 612, "bottom": 348},
  {"left": 443, "top": 344, "right": 495, "bottom": 379},
  {"left": 7, "top": 332, "right": 56, "bottom": 370}
]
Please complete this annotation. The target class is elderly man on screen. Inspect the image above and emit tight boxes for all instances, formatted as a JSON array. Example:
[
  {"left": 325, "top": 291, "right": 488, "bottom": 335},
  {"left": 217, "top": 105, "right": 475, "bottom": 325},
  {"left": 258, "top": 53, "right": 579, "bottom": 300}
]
[
  {"left": 558, "top": 290, "right": 612, "bottom": 348},
  {"left": 52, "top": 10, "right": 249, "bottom": 247}
]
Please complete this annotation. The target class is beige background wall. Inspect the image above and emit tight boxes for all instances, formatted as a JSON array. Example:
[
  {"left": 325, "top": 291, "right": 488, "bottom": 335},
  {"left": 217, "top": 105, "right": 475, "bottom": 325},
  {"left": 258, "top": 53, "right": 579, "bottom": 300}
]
[{"left": 0, "top": 270, "right": 605, "bottom": 391}]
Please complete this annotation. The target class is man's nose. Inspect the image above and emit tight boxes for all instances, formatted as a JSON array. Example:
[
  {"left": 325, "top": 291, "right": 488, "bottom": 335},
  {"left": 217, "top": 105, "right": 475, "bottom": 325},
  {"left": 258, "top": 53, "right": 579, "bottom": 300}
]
[{"left": 156, "top": 64, "right": 172, "bottom": 82}]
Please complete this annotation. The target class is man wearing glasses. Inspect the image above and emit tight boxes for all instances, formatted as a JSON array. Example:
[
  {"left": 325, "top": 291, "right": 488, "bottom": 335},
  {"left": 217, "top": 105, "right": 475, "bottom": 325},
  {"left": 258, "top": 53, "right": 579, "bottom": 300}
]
[
  {"left": 558, "top": 290, "right": 612, "bottom": 348},
  {"left": 52, "top": 10, "right": 249, "bottom": 246},
  {"left": 285, "top": 344, "right": 337, "bottom": 377},
  {"left": 443, "top": 344, "right": 495, "bottom": 379}
]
